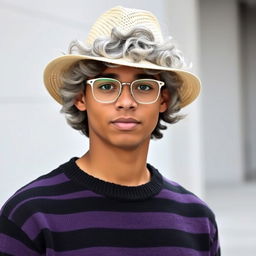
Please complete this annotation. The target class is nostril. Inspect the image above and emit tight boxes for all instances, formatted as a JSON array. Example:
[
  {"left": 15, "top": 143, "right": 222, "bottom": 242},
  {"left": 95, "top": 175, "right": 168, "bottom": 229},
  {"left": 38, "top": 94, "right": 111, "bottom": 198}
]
[
  {"left": 114, "top": 83, "right": 138, "bottom": 108},
  {"left": 115, "top": 91, "right": 137, "bottom": 109}
]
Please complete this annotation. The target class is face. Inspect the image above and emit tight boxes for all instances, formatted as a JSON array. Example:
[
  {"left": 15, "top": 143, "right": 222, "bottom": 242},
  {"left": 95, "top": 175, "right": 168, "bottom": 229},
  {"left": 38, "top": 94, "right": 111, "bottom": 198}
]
[{"left": 75, "top": 65, "right": 169, "bottom": 150}]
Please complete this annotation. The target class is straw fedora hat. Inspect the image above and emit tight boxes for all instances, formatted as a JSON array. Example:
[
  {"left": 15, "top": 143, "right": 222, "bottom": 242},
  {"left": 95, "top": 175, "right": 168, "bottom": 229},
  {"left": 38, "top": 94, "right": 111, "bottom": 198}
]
[{"left": 43, "top": 6, "right": 201, "bottom": 108}]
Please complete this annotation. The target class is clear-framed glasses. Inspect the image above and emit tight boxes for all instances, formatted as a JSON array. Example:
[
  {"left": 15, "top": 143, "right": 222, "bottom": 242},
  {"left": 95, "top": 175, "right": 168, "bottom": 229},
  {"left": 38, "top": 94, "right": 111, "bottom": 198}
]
[{"left": 87, "top": 78, "right": 165, "bottom": 104}]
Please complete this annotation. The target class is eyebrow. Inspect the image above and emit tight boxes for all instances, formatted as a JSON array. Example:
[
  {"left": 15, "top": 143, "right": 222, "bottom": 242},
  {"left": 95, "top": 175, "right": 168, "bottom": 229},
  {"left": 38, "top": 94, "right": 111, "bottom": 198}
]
[
  {"left": 95, "top": 73, "right": 157, "bottom": 80},
  {"left": 135, "top": 74, "right": 157, "bottom": 80},
  {"left": 94, "top": 73, "right": 117, "bottom": 79}
]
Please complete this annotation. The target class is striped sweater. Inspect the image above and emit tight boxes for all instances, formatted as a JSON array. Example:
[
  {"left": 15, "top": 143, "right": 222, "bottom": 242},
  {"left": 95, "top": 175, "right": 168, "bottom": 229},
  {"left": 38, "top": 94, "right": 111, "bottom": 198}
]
[{"left": 0, "top": 157, "right": 220, "bottom": 255}]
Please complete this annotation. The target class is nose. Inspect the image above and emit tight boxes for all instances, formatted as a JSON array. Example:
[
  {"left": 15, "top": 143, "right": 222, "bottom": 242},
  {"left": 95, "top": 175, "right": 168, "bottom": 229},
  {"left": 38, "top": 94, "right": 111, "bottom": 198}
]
[{"left": 115, "top": 84, "right": 138, "bottom": 110}]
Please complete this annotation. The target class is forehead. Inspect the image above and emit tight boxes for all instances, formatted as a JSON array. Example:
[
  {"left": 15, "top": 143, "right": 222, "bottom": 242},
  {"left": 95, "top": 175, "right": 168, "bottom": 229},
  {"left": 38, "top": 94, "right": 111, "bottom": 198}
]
[{"left": 100, "top": 65, "right": 160, "bottom": 80}]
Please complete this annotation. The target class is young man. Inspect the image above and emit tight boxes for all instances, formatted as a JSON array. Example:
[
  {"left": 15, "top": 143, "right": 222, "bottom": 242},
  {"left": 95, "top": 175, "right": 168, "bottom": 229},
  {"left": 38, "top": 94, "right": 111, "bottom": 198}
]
[{"left": 0, "top": 6, "right": 220, "bottom": 256}]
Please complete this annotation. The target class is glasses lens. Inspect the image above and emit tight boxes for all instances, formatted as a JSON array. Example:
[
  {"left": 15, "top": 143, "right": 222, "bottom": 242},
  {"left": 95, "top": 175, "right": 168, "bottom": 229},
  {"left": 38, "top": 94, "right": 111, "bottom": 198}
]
[
  {"left": 131, "top": 79, "right": 160, "bottom": 103},
  {"left": 92, "top": 78, "right": 120, "bottom": 102}
]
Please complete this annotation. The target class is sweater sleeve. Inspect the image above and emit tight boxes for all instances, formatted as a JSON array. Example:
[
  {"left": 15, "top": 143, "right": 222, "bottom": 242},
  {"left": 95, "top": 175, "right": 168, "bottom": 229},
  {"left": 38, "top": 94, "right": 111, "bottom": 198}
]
[
  {"left": 0, "top": 214, "right": 41, "bottom": 256},
  {"left": 210, "top": 220, "right": 221, "bottom": 256}
]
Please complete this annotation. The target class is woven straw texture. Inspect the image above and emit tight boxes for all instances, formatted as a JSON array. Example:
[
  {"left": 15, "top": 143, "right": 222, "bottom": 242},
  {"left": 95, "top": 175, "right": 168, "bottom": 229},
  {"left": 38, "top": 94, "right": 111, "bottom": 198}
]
[{"left": 86, "top": 6, "right": 163, "bottom": 45}]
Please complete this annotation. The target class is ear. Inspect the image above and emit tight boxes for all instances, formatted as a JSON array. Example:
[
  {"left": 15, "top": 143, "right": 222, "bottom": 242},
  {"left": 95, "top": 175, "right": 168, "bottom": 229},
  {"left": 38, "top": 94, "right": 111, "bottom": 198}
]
[
  {"left": 74, "top": 92, "right": 87, "bottom": 111},
  {"left": 159, "top": 88, "right": 170, "bottom": 113}
]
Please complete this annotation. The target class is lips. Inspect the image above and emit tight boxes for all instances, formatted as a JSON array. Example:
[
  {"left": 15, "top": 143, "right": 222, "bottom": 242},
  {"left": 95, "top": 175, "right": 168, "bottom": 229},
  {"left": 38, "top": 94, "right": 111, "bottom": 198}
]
[{"left": 111, "top": 117, "right": 141, "bottom": 130}]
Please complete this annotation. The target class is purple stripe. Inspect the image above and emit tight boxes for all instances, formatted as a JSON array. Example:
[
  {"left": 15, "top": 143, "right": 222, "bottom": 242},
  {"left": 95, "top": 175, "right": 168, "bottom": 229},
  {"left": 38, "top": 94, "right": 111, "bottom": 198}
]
[
  {"left": 23, "top": 211, "right": 211, "bottom": 240},
  {"left": 9, "top": 190, "right": 103, "bottom": 219},
  {"left": 18, "top": 173, "right": 70, "bottom": 193},
  {"left": 156, "top": 189, "right": 207, "bottom": 205},
  {"left": 44, "top": 246, "right": 208, "bottom": 256},
  {"left": 0, "top": 233, "right": 39, "bottom": 256},
  {"left": 162, "top": 176, "right": 180, "bottom": 186},
  {"left": 1, "top": 173, "right": 71, "bottom": 214},
  {"left": 1, "top": 173, "right": 69, "bottom": 216}
]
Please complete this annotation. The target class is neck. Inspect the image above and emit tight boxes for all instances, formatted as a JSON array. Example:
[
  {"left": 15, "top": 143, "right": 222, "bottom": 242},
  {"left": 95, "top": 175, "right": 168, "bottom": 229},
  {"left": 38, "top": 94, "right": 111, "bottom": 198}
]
[{"left": 76, "top": 136, "right": 151, "bottom": 186}]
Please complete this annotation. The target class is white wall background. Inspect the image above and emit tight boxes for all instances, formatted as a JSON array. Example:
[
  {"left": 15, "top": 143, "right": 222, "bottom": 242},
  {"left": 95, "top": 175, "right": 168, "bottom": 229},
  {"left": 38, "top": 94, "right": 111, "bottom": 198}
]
[
  {"left": 0, "top": 0, "right": 203, "bottom": 205},
  {"left": 241, "top": 3, "right": 256, "bottom": 179},
  {"left": 199, "top": 0, "right": 245, "bottom": 185}
]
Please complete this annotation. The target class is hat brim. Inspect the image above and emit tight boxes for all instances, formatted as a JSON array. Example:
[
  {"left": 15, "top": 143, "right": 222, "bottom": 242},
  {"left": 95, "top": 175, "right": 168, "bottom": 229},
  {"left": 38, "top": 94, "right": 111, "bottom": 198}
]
[{"left": 43, "top": 54, "right": 201, "bottom": 108}]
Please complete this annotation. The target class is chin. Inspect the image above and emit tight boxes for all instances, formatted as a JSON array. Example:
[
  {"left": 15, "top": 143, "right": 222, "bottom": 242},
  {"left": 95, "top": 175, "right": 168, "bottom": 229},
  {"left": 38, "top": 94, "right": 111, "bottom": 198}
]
[{"left": 110, "top": 134, "right": 150, "bottom": 150}]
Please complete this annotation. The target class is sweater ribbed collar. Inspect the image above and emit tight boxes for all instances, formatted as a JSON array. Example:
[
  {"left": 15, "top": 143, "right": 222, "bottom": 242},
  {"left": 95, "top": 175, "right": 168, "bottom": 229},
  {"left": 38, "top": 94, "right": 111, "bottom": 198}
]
[{"left": 64, "top": 157, "right": 163, "bottom": 201}]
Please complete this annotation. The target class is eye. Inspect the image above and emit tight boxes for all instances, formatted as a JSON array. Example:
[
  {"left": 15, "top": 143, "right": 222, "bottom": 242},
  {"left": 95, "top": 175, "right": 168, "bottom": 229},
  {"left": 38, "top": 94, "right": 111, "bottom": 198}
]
[
  {"left": 99, "top": 83, "right": 114, "bottom": 90},
  {"left": 137, "top": 84, "right": 152, "bottom": 91}
]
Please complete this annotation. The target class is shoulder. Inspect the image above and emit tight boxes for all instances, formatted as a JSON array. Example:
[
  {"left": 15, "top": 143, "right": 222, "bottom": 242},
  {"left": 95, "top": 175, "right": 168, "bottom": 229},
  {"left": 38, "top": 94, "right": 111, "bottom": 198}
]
[
  {"left": 149, "top": 164, "right": 216, "bottom": 218},
  {"left": 0, "top": 158, "right": 76, "bottom": 224},
  {"left": 158, "top": 174, "right": 219, "bottom": 239},
  {"left": 159, "top": 175, "right": 220, "bottom": 254},
  {"left": 148, "top": 164, "right": 218, "bottom": 228},
  {"left": 162, "top": 175, "right": 208, "bottom": 206},
  {"left": 160, "top": 175, "right": 216, "bottom": 219}
]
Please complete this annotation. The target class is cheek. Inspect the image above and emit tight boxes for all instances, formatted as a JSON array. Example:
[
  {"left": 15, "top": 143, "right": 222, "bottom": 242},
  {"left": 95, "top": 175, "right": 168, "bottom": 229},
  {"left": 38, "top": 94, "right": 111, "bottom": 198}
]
[
  {"left": 143, "top": 107, "right": 160, "bottom": 130},
  {"left": 86, "top": 106, "right": 102, "bottom": 126},
  {"left": 85, "top": 101, "right": 111, "bottom": 133},
  {"left": 84, "top": 98, "right": 100, "bottom": 128}
]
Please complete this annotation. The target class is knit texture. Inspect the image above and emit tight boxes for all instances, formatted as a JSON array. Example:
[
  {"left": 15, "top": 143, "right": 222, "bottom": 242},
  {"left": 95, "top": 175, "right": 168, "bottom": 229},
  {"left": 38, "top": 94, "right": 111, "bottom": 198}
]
[{"left": 0, "top": 158, "right": 220, "bottom": 255}]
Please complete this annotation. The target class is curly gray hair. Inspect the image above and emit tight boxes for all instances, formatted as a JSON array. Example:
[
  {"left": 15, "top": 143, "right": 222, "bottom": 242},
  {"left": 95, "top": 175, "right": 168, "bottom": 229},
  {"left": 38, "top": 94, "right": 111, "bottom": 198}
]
[{"left": 60, "top": 27, "right": 185, "bottom": 139}]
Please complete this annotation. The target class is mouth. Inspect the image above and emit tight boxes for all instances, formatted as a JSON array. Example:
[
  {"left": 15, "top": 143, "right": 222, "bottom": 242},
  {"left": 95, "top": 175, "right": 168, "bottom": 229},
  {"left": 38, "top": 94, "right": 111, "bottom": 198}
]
[{"left": 111, "top": 117, "right": 141, "bottom": 130}]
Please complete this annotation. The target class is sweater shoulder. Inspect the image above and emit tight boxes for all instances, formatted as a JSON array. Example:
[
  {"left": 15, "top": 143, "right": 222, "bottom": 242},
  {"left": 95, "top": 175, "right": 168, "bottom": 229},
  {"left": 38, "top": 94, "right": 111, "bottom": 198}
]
[
  {"left": 0, "top": 160, "right": 72, "bottom": 221},
  {"left": 160, "top": 175, "right": 216, "bottom": 222}
]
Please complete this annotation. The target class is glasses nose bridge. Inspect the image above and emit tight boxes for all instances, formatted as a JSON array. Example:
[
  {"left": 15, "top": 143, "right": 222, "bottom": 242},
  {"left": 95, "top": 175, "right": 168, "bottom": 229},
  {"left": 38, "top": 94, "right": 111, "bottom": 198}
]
[
  {"left": 118, "top": 82, "right": 133, "bottom": 96},
  {"left": 120, "top": 82, "right": 132, "bottom": 90},
  {"left": 115, "top": 81, "right": 137, "bottom": 104},
  {"left": 121, "top": 82, "right": 131, "bottom": 86}
]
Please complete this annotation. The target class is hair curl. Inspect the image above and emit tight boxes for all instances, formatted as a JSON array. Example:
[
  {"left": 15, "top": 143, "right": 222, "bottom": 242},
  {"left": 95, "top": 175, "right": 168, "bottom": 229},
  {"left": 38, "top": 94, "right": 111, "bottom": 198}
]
[{"left": 60, "top": 27, "right": 185, "bottom": 139}]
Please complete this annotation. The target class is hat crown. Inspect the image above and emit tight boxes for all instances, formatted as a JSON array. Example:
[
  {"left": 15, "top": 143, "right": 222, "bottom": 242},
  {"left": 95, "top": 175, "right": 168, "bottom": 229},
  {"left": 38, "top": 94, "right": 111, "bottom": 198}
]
[
  {"left": 86, "top": 6, "right": 164, "bottom": 45},
  {"left": 44, "top": 6, "right": 201, "bottom": 107}
]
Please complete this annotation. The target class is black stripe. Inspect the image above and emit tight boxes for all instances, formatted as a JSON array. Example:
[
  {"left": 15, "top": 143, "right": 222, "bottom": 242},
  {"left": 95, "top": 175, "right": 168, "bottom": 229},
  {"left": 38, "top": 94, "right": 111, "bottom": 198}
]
[
  {"left": 0, "top": 215, "right": 40, "bottom": 253},
  {"left": 212, "top": 225, "right": 220, "bottom": 256},
  {"left": 34, "top": 228, "right": 210, "bottom": 252},
  {"left": 2, "top": 181, "right": 84, "bottom": 217},
  {"left": 162, "top": 181, "right": 216, "bottom": 222},
  {"left": 12, "top": 197, "right": 214, "bottom": 226},
  {"left": 215, "top": 248, "right": 221, "bottom": 256},
  {"left": 0, "top": 252, "right": 13, "bottom": 256}
]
